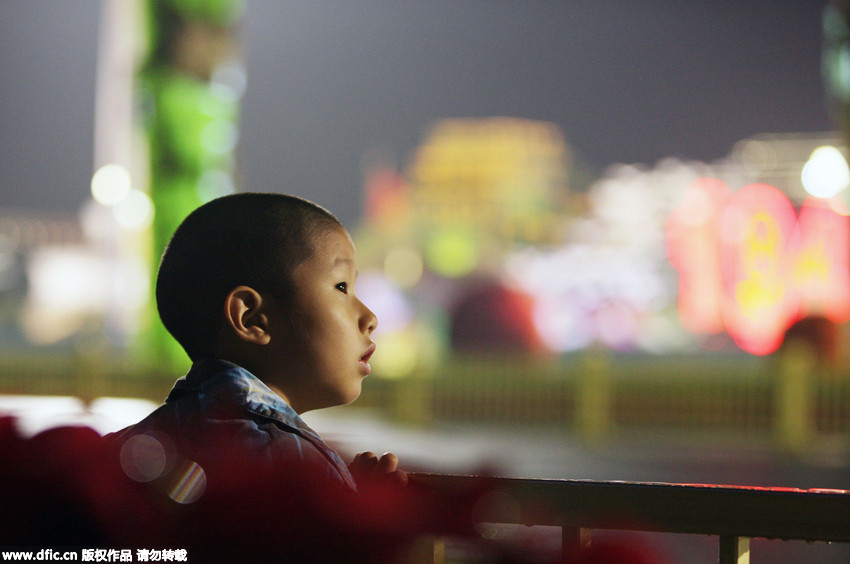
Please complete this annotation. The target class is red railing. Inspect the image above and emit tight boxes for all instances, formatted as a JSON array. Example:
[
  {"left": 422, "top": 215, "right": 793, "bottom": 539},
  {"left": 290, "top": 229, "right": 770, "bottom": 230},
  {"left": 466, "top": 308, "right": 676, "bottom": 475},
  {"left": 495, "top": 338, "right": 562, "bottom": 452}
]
[{"left": 410, "top": 473, "right": 850, "bottom": 564}]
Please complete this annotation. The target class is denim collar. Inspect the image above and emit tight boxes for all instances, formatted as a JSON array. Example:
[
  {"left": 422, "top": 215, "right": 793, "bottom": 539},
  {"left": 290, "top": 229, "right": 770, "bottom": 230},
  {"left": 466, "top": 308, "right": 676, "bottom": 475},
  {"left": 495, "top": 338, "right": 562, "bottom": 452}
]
[{"left": 168, "top": 359, "right": 344, "bottom": 472}]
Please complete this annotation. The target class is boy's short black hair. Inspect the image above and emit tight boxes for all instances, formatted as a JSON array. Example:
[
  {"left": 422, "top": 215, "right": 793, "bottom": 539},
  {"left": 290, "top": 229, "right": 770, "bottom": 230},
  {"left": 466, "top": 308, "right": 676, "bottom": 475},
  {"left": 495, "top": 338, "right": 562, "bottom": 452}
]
[{"left": 156, "top": 192, "right": 342, "bottom": 360}]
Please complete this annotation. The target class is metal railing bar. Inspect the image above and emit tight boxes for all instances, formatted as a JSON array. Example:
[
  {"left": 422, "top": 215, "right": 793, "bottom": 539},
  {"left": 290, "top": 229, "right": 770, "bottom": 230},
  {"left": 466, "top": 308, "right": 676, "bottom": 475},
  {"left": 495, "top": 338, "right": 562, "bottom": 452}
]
[{"left": 410, "top": 474, "right": 850, "bottom": 544}]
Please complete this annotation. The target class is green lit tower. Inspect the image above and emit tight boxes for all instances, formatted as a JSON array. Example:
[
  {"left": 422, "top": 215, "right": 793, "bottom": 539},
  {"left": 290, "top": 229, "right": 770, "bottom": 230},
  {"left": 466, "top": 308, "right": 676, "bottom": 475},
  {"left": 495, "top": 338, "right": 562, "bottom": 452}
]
[{"left": 141, "top": 0, "right": 244, "bottom": 367}]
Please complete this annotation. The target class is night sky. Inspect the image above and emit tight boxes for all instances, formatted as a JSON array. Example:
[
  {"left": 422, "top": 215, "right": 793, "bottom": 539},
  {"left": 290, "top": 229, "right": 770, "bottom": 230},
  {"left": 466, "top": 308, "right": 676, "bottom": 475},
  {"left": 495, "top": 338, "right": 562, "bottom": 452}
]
[{"left": 0, "top": 0, "right": 837, "bottom": 227}]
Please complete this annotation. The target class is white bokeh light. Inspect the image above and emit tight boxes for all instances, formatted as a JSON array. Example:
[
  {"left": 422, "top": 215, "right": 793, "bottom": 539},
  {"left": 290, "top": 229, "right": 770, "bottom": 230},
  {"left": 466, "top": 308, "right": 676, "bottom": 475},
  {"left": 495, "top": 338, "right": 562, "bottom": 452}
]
[
  {"left": 801, "top": 145, "right": 850, "bottom": 198},
  {"left": 91, "top": 163, "right": 132, "bottom": 206},
  {"left": 113, "top": 189, "right": 154, "bottom": 230}
]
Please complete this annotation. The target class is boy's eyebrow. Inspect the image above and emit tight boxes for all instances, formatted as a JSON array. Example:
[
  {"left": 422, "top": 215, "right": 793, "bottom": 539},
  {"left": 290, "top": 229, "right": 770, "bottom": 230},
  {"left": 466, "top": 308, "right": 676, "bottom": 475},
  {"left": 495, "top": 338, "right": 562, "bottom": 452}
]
[
  {"left": 333, "top": 257, "right": 355, "bottom": 268},
  {"left": 332, "top": 257, "right": 358, "bottom": 279}
]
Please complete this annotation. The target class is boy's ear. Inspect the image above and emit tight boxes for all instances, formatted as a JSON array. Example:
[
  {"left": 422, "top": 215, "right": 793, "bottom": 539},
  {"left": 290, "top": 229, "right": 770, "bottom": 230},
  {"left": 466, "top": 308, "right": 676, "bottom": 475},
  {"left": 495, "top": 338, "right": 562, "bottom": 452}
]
[{"left": 223, "top": 286, "right": 272, "bottom": 345}]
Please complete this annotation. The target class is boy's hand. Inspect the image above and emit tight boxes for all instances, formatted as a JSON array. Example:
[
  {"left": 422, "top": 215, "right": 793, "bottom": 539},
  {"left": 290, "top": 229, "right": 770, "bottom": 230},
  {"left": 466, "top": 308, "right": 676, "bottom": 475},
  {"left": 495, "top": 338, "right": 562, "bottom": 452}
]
[{"left": 348, "top": 451, "right": 408, "bottom": 488}]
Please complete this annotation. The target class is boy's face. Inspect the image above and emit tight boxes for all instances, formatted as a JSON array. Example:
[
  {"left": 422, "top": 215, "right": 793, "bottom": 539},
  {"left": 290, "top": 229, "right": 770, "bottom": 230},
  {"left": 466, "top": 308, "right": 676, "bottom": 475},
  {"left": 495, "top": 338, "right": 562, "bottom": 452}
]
[{"left": 267, "top": 225, "right": 378, "bottom": 413}]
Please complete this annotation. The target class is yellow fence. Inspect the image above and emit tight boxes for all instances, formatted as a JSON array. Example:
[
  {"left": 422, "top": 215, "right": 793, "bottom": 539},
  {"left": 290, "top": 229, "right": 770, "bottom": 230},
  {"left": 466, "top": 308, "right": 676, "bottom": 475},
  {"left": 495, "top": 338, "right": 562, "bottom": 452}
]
[{"left": 1, "top": 350, "right": 849, "bottom": 452}]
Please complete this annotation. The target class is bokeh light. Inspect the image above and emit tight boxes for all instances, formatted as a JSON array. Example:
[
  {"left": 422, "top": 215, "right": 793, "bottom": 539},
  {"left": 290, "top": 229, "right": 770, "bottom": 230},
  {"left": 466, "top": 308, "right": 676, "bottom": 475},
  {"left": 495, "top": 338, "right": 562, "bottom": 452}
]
[
  {"left": 201, "top": 119, "right": 239, "bottom": 154},
  {"left": 356, "top": 271, "right": 413, "bottom": 334},
  {"left": 425, "top": 229, "right": 479, "bottom": 278},
  {"left": 91, "top": 164, "right": 131, "bottom": 206},
  {"left": 801, "top": 145, "right": 850, "bottom": 198},
  {"left": 370, "top": 328, "right": 420, "bottom": 379},
  {"left": 197, "top": 169, "right": 236, "bottom": 202},
  {"left": 113, "top": 189, "right": 154, "bottom": 230},
  {"left": 793, "top": 197, "right": 850, "bottom": 322},
  {"left": 26, "top": 247, "right": 107, "bottom": 314},
  {"left": 119, "top": 434, "right": 168, "bottom": 483},
  {"left": 667, "top": 178, "right": 731, "bottom": 335},
  {"left": 210, "top": 60, "right": 247, "bottom": 102},
  {"left": 167, "top": 461, "right": 207, "bottom": 504},
  {"left": 719, "top": 183, "right": 802, "bottom": 355}
]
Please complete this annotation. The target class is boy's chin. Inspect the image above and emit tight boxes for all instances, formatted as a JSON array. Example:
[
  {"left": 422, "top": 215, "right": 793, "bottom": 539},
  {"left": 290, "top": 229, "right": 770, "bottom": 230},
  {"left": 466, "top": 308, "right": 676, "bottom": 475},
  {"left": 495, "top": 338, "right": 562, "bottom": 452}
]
[{"left": 339, "top": 384, "right": 363, "bottom": 406}]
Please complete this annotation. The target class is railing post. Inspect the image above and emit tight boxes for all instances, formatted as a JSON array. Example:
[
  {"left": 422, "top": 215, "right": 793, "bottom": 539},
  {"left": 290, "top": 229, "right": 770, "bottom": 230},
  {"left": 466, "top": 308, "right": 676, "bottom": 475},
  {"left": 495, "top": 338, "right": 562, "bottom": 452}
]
[
  {"left": 576, "top": 352, "right": 611, "bottom": 442},
  {"left": 774, "top": 341, "right": 815, "bottom": 454},
  {"left": 718, "top": 536, "right": 749, "bottom": 564},
  {"left": 562, "top": 527, "right": 591, "bottom": 560}
]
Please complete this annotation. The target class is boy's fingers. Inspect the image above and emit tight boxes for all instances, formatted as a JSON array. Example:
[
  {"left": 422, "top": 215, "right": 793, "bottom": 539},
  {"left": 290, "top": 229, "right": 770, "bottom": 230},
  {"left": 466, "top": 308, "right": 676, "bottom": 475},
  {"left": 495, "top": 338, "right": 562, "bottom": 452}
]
[
  {"left": 352, "top": 451, "right": 378, "bottom": 465},
  {"left": 351, "top": 452, "right": 406, "bottom": 488},
  {"left": 389, "top": 469, "right": 408, "bottom": 486},
  {"left": 375, "top": 452, "right": 399, "bottom": 474},
  {"left": 349, "top": 451, "right": 378, "bottom": 475}
]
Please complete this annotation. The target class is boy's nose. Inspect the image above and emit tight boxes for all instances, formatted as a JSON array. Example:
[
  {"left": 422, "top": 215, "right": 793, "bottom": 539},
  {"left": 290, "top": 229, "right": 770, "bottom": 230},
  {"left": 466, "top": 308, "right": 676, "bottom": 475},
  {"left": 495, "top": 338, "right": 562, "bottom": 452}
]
[{"left": 360, "top": 301, "right": 378, "bottom": 334}]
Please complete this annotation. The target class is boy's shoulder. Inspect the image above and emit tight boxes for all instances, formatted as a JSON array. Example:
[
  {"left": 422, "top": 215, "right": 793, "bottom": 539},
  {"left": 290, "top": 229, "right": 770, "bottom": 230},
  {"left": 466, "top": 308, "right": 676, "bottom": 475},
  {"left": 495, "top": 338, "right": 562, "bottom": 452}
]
[{"left": 105, "top": 359, "right": 356, "bottom": 490}]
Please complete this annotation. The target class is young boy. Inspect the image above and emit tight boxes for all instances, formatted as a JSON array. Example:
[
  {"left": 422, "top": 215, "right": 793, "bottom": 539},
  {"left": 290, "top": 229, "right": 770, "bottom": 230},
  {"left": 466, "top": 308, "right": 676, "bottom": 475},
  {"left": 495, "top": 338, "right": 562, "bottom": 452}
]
[{"left": 108, "top": 192, "right": 406, "bottom": 492}]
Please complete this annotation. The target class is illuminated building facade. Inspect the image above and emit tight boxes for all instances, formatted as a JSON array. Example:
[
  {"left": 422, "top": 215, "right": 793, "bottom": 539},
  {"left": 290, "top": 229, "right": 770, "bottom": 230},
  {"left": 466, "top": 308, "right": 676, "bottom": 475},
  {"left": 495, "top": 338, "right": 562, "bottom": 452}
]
[
  {"left": 408, "top": 117, "right": 570, "bottom": 247},
  {"left": 356, "top": 120, "right": 850, "bottom": 373},
  {"left": 356, "top": 117, "right": 573, "bottom": 376}
]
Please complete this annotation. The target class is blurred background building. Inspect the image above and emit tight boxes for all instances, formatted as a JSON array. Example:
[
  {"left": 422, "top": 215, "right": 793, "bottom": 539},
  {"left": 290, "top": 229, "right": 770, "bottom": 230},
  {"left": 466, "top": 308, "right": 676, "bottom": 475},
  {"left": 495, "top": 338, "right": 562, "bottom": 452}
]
[
  {"left": 6, "top": 1, "right": 850, "bottom": 560},
  {"left": 4, "top": 0, "right": 850, "bottom": 524},
  {"left": 2, "top": 0, "right": 850, "bottom": 435}
]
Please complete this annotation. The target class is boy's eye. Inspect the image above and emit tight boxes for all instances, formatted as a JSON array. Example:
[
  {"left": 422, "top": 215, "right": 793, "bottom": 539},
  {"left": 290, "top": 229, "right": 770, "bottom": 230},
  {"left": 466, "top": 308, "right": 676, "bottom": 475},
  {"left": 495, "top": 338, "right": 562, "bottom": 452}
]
[{"left": 335, "top": 282, "right": 348, "bottom": 294}]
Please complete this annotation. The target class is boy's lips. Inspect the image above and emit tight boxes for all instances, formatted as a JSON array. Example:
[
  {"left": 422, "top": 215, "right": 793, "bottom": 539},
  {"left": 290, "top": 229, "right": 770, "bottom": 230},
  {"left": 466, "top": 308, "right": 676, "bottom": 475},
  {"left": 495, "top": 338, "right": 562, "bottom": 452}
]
[{"left": 359, "top": 342, "right": 376, "bottom": 374}]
